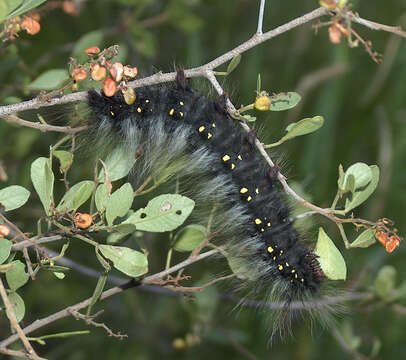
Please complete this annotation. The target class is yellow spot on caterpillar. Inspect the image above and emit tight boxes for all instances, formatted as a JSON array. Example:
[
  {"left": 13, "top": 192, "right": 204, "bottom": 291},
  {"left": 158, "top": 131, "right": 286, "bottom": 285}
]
[
  {"left": 301, "top": 278, "right": 304, "bottom": 282},
  {"left": 285, "top": 262, "right": 289, "bottom": 267},
  {"left": 267, "top": 222, "right": 271, "bottom": 227},
  {"left": 255, "top": 188, "right": 259, "bottom": 194},
  {"left": 231, "top": 163, "right": 236, "bottom": 170},
  {"left": 290, "top": 279, "right": 294, "bottom": 283},
  {"left": 212, "top": 123, "right": 216, "bottom": 128},
  {"left": 278, "top": 265, "right": 283, "bottom": 271},
  {"left": 237, "top": 155, "right": 243, "bottom": 160},
  {"left": 267, "top": 246, "right": 274, "bottom": 253},
  {"left": 240, "top": 187, "right": 248, "bottom": 194},
  {"left": 145, "top": 99, "right": 150, "bottom": 103},
  {"left": 222, "top": 155, "right": 231, "bottom": 162},
  {"left": 137, "top": 107, "right": 142, "bottom": 113},
  {"left": 246, "top": 196, "right": 252, "bottom": 202},
  {"left": 261, "top": 228, "right": 265, "bottom": 232},
  {"left": 169, "top": 108, "right": 175, "bottom": 116},
  {"left": 199, "top": 126, "right": 205, "bottom": 133},
  {"left": 179, "top": 112, "right": 184, "bottom": 117},
  {"left": 280, "top": 250, "right": 283, "bottom": 255},
  {"left": 295, "top": 274, "right": 298, "bottom": 279},
  {"left": 254, "top": 218, "right": 262, "bottom": 225},
  {"left": 207, "top": 133, "right": 213, "bottom": 139},
  {"left": 180, "top": 101, "right": 184, "bottom": 106},
  {"left": 291, "top": 269, "right": 295, "bottom": 273},
  {"left": 273, "top": 256, "right": 277, "bottom": 261},
  {"left": 110, "top": 111, "right": 115, "bottom": 116}
]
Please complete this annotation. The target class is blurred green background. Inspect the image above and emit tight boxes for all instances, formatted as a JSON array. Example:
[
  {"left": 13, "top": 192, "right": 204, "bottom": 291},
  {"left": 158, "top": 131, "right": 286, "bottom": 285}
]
[{"left": 1, "top": 0, "right": 406, "bottom": 359}]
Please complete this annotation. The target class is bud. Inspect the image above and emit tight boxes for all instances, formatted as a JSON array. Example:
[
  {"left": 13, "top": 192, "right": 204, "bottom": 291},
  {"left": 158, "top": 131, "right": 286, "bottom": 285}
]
[
  {"left": 63, "top": 1, "right": 79, "bottom": 16},
  {"left": 123, "top": 66, "right": 138, "bottom": 79},
  {"left": 91, "top": 63, "right": 107, "bottom": 81},
  {"left": 386, "top": 236, "right": 400, "bottom": 253},
  {"left": 254, "top": 95, "right": 271, "bottom": 111},
  {"left": 71, "top": 67, "right": 88, "bottom": 82},
  {"left": 103, "top": 78, "right": 117, "bottom": 97},
  {"left": 122, "top": 86, "right": 136, "bottom": 105},
  {"left": 172, "top": 338, "right": 186, "bottom": 350},
  {"left": 84, "top": 46, "right": 101, "bottom": 55},
  {"left": 319, "top": 0, "right": 338, "bottom": 10},
  {"left": 110, "top": 62, "right": 124, "bottom": 82},
  {"left": 375, "top": 231, "right": 388, "bottom": 247},
  {"left": 0, "top": 224, "right": 11, "bottom": 238},
  {"left": 328, "top": 24, "right": 342, "bottom": 44},
  {"left": 74, "top": 213, "right": 93, "bottom": 229},
  {"left": 21, "top": 16, "right": 41, "bottom": 35}
]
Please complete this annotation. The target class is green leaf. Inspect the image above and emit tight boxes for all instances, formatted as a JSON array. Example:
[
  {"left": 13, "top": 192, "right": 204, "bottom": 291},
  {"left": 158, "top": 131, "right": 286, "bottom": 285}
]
[
  {"left": 57, "top": 180, "right": 94, "bottom": 211},
  {"left": 315, "top": 227, "right": 347, "bottom": 280},
  {"left": 256, "top": 73, "right": 261, "bottom": 93},
  {"left": 173, "top": 224, "right": 206, "bottom": 252},
  {"left": 6, "top": 260, "right": 29, "bottom": 291},
  {"left": 122, "top": 194, "right": 195, "bottom": 232},
  {"left": 269, "top": 92, "right": 301, "bottom": 111},
  {"left": 241, "top": 114, "right": 256, "bottom": 122},
  {"left": 0, "top": 1, "right": 9, "bottom": 23},
  {"left": 226, "top": 54, "right": 241, "bottom": 75},
  {"left": 7, "top": 0, "right": 47, "bottom": 19},
  {"left": 27, "top": 69, "right": 69, "bottom": 91},
  {"left": 31, "top": 157, "right": 54, "bottom": 215},
  {"left": 344, "top": 165, "right": 379, "bottom": 212},
  {"left": 0, "top": 185, "right": 30, "bottom": 211},
  {"left": 341, "top": 163, "right": 372, "bottom": 193},
  {"left": 53, "top": 150, "right": 73, "bottom": 173},
  {"left": 72, "top": 30, "right": 104, "bottom": 62},
  {"left": 281, "top": 116, "right": 324, "bottom": 141},
  {"left": 99, "top": 245, "right": 148, "bottom": 277},
  {"left": 105, "top": 183, "right": 134, "bottom": 226},
  {"left": 374, "top": 265, "right": 396, "bottom": 301},
  {"left": 227, "top": 256, "right": 256, "bottom": 281},
  {"left": 95, "top": 183, "right": 110, "bottom": 212},
  {"left": 87, "top": 272, "right": 107, "bottom": 316},
  {"left": 0, "top": 238, "right": 13, "bottom": 264},
  {"left": 350, "top": 228, "right": 376, "bottom": 248},
  {"left": 5, "top": 291, "right": 25, "bottom": 322},
  {"left": 98, "top": 147, "right": 137, "bottom": 182}
]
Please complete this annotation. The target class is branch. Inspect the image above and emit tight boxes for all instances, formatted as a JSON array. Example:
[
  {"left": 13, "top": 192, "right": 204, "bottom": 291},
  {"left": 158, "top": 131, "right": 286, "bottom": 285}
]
[
  {"left": 0, "top": 248, "right": 219, "bottom": 348},
  {"left": 256, "top": 0, "right": 266, "bottom": 35}
]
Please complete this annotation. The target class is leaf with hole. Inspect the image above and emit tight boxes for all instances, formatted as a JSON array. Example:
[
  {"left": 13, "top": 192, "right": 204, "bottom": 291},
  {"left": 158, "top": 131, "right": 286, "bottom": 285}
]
[
  {"left": 122, "top": 194, "right": 195, "bottom": 232},
  {"left": 269, "top": 92, "right": 301, "bottom": 111},
  {"left": 99, "top": 245, "right": 148, "bottom": 277},
  {"left": 315, "top": 227, "right": 346, "bottom": 280},
  {"left": 0, "top": 185, "right": 30, "bottom": 211}
]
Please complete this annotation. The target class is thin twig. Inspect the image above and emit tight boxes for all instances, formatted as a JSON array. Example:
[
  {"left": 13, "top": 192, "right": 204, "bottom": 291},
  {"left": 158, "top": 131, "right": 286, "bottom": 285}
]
[
  {"left": 0, "top": 347, "right": 46, "bottom": 360},
  {"left": 256, "top": 0, "right": 266, "bottom": 34}
]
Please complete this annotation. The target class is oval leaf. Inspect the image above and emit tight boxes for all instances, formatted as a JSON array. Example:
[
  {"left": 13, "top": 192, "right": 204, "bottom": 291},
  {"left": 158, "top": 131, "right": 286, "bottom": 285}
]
[
  {"left": 0, "top": 238, "right": 12, "bottom": 264},
  {"left": 6, "top": 260, "right": 29, "bottom": 291},
  {"left": 28, "top": 69, "right": 69, "bottom": 91},
  {"left": 173, "top": 224, "right": 206, "bottom": 252},
  {"left": 105, "top": 183, "right": 134, "bottom": 226},
  {"left": 57, "top": 180, "right": 94, "bottom": 211},
  {"left": 350, "top": 228, "right": 376, "bottom": 248},
  {"left": 282, "top": 116, "right": 324, "bottom": 141},
  {"left": 99, "top": 245, "right": 148, "bottom": 277},
  {"left": 341, "top": 163, "right": 372, "bottom": 192},
  {"left": 53, "top": 150, "right": 73, "bottom": 173},
  {"left": 31, "top": 157, "right": 54, "bottom": 215},
  {"left": 5, "top": 291, "right": 25, "bottom": 323},
  {"left": 122, "top": 194, "right": 195, "bottom": 232},
  {"left": 95, "top": 183, "right": 110, "bottom": 212},
  {"left": 315, "top": 227, "right": 347, "bottom": 280},
  {"left": 270, "top": 92, "right": 301, "bottom": 111},
  {"left": 98, "top": 147, "right": 137, "bottom": 182},
  {"left": 7, "top": 0, "right": 46, "bottom": 19},
  {"left": 345, "top": 165, "right": 379, "bottom": 212},
  {"left": 0, "top": 185, "right": 30, "bottom": 211},
  {"left": 374, "top": 265, "right": 396, "bottom": 301},
  {"left": 226, "top": 54, "right": 241, "bottom": 75}
]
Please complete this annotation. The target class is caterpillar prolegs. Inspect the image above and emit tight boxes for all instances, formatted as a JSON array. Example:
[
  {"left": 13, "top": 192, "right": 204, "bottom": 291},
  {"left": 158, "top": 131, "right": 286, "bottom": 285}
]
[{"left": 87, "top": 71, "right": 328, "bottom": 335}]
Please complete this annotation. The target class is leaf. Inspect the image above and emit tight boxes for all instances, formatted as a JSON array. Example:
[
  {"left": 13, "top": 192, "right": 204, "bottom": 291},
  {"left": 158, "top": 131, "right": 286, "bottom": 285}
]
[
  {"left": 27, "top": 69, "right": 69, "bottom": 91},
  {"left": 72, "top": 30, "right": 104, "bottom": 62},
  {"left": 99, "top": 245, "right": 148, "bottom": 277},
  {"left": 0, "top": 185, "right": 30, "bottom": 211},
  {"left": 122, "top": 194, "right": 195, "bottom": 232},
  {"left": 341, "top": 163, "right": 372, "bottom": 193},
  {"left": 344, "top": 165, "right": 379, "bottom": 212},
  {"left": 241, "top": 114, "right": 256, "bottom": 122},
  {"left": 0, "top": 1, "right": 9, "bottom": 23},
  {"left": 269, "top": 92, "right": 301, "bottom": 111},
  {"left": 95, "top": 183, "right": 110, "bottom": 212},
  {"left": 7, "top": 0, "right": 46, "bottom": 19},
  {"left": 105, "top": 183, "right": 134, "bottom": 226},
  {"left": 31, "top": 157, "right": 54, "bottom": 215},
  {"left": 374, "top": 265, "right": 396, "bottom": 301},
  {"left": 350, "top": 228, "right": 376, "bottom": 248},
  {"left": 53, "top": 150, "right": 73, "bottom": 173},
  {"left": 87, "top": 272, "right": 107, "bottom": 315},
  {"left": 57, "top": 181, "right": 94, "bottom": 211},
  {"left": 281, "top": 116, "right": 324, "bottom": 141},
  {"left": 226, "top": 54, "right": 241, "bottom": 75},
  {"left": 5, "top": 291, "right": 25, "bottom": 322},
  {"left": 6, "top": 260, "right": 29, "bottom": 291},
  {"left": 315, "top": 227, "right": 347, "bottom": 280},
  {"left": 98, "top": 147, "right": 137, "bottom": 182},
  {"left": 0, "top": 238, "right": 13, "bottom": 264},
  {"left": 173, "top": 224, "right": 206, "bottom": 252},
  {"left": 256, "top": 73, "right": 261, "bottom": 93}
]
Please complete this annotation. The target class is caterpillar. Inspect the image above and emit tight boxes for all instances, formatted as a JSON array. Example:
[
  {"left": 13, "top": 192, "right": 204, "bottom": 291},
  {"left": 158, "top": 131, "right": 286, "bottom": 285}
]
[{"left": 87, "top": 71, "right": 328, "bottom": 336}]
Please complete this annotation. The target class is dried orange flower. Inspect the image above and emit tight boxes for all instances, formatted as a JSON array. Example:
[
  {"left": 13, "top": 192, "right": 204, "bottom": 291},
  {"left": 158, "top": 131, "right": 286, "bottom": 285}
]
[
  {"left": 103, "top": 78, "right": 117, "bottom": 97},
  {"left": 21, "top": 16, "right": 41, "bottom": 35},
  {"left": 0, "top": 224, "right": 11, "bottom": 238},
  {"left": 74, "top": 213, "right": 93, "bottom": 229},
  {"left": 63, "top": 1, "right": 79, "bottom": 16},
  {"left": 91, "top": 63, "right": 107, "bottom": 81},
  {"left": 386, "top": 235, "right": 400, "bottom": 253},
  {"left": 123, "top": 66, "right": 138, "bottom": 79},
  {"left": 71, "top": 67, "right": 88, "bottom": 82},
  {"left": 110, "top": 62, "right": 124, "bottom": 82},
  {"left": 328, "top": 24, "right": 342, "bottom": 44},
  {"left": 84, "top": 46, "right": 101, "bottom": 55}
]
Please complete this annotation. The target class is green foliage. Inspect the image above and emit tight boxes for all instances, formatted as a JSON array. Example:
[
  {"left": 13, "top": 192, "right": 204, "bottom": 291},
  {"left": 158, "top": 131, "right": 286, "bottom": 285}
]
[
  {"left": 6, "top": 260, "right": 29, "bottom": 291},
  {"left": 57, "top": 180, "right": 94, "bottom": 211},
  {"left": 5, "top": 291, "right": 25, "bottom": 322},
  {"left": 27, "top": 69, "right": 69, "bottom": 91},
  {"left": 105, "top": 183, "right": 133, "bottom": 225},
  {"left": 0, "top": 185, "right": 30, "bottom": 211},
  {"left": 269, "top": 92, "right": 301, "bottom": 111},
  {"left": 173, "top": 224, "right": 206, "bottom": 252},
  {"left": 30, "top": 157, "right": 54, "bottom": 215},
  {"left": 0, "top": 238, "right": 12, "bottom": 264}
]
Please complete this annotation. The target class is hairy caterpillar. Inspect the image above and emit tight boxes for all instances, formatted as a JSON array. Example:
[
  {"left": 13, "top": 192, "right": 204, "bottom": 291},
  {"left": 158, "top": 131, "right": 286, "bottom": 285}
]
[{"left": 87, "top": 71, "right": 328, "bottom": 335}]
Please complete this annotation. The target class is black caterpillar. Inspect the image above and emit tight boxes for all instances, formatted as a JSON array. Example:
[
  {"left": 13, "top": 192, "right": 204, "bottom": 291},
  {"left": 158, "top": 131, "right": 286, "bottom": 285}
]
[{"left": 87, "top": 71, "right": 327, "bottom": 334}]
